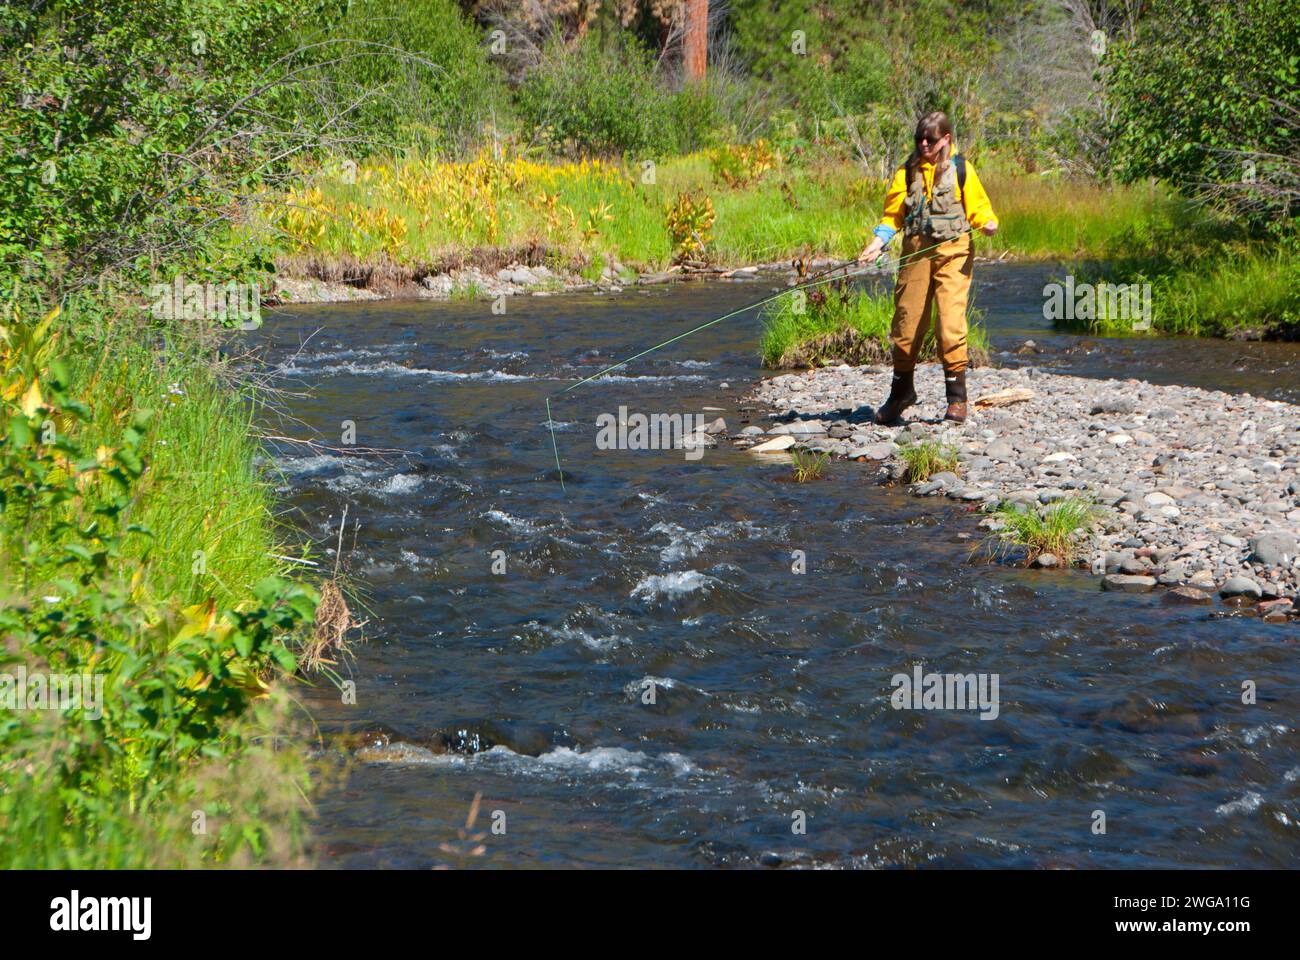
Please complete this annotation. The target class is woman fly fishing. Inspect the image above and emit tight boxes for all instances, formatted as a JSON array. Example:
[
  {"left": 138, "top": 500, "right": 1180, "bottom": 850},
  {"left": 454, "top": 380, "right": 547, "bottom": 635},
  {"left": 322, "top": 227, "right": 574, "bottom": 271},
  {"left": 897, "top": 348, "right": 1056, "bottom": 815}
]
[{"left": 857, "top": 111, "right": 999, "bottom": 425}]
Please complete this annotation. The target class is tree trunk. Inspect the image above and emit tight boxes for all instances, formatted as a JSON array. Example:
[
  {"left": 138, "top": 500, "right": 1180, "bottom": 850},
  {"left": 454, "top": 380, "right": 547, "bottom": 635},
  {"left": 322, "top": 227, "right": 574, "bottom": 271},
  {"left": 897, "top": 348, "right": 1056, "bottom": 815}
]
[{"left": 684, "top": 0, "right": 708, "bottom": 83}]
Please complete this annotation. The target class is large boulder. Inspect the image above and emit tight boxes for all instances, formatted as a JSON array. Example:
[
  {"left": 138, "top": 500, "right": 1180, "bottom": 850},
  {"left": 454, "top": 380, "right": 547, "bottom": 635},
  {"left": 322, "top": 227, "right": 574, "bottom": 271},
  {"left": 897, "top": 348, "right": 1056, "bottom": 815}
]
[{"left": 1249, "top": 533, "right": 1297, "bottom": 567}]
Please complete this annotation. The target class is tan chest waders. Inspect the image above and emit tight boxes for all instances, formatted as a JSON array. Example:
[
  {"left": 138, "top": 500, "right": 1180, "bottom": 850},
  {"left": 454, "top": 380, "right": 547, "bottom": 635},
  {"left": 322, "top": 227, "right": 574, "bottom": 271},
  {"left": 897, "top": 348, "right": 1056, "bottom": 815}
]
[{"left": 892, "top": 158, "right": 974, "bottom": 375}]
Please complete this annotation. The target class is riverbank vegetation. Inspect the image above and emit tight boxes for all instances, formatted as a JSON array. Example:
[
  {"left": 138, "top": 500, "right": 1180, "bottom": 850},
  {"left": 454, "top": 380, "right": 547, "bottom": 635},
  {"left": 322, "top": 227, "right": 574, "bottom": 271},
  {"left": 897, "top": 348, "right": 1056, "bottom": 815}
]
[
  {"left": 1, "top": 295, "right": 320, "bottom": 867},
  {"left": 0, "top": 0, "right": 347, "bottom": 867},
  {"left": 262, "top": 0, "right": 1297, "bottom": 338},
  {"left": 985, "top": 497, "right": 1103, "bottom": 567},
  {"left": 1055, "top": 208, "right": 1300, "bottom": 337},
  {"left": 1061, "top": 242, "right": 1299, "bottom": 338},
  {"left": 1057, "top": 0, "right": 1300, "bottom": 338},
  {"left": 273, "top": 150, "right": 1173, "bottom": 281},
  {"left": 897, "top": 439, "right": 960, "bottom": 485},
  {"left": 760, "top": 284, "right": 990, "bottom": 369}
]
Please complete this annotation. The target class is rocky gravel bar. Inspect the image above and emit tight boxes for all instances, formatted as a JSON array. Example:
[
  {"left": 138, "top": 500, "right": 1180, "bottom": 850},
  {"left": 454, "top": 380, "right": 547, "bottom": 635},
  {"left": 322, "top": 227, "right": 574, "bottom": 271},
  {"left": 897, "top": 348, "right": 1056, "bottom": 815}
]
[
  {"left": 739, "top": 363, "right": 1300, "bottom": 619},
  {"left": 273, "top": 259, "right": 773, "bottom": 304}
]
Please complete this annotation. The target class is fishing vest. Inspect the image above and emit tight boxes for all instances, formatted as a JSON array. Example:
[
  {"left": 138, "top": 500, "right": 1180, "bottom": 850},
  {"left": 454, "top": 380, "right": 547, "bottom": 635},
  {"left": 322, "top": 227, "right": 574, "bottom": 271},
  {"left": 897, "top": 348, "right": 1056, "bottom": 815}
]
[{"left": 902, "top": 155, "right": 971, "bottom": 241}]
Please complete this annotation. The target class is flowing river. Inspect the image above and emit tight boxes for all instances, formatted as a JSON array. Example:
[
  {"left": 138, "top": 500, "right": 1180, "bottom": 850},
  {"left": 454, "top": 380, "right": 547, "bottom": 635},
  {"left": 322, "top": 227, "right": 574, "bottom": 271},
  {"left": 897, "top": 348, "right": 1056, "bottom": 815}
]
[{"left": 248, "top": 262, "right": 1300, "bottom": 868}]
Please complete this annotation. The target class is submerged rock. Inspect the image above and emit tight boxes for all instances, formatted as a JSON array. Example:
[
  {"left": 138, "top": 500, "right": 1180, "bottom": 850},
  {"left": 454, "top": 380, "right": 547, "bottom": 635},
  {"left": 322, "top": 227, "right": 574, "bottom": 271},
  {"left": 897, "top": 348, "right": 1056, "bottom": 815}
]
[
  {"left": 431, "top": 719, "right": 572, "bottom": 757},
  {"left": 326, "top": 723, "right": 405, "bottom": 753},
  {"left": 1102, "top": 574, "right": 1157, "bottom": 593},
  {"left": 1259, "top": 598, "right": 1294, "bottom": 621},
  {"left": 356, "top": 741, "right": 439, "bottom": 764},
  {"left": 749, "top": 435, "right": 797, "bottom": 453},
  {"left": 1164, "top": 585, "right": 1214, "bottom": 605}
]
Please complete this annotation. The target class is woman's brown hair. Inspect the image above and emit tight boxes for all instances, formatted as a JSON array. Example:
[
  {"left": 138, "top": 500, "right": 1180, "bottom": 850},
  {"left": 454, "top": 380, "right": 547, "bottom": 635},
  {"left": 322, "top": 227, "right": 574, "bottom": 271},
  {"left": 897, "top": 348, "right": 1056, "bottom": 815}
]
[{"left": 905, "top": 111, "right": 953, "bottom": 183}]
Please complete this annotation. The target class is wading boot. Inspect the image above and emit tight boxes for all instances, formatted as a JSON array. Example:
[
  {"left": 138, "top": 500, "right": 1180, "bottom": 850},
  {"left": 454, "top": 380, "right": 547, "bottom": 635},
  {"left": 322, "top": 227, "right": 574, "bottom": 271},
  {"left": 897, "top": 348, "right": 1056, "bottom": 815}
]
[
  {"left": 944, "top": 369, "right": 968, "bottom": 423},
  {"left": 874, "top": 370, "right": 917, "bottom": 425}
]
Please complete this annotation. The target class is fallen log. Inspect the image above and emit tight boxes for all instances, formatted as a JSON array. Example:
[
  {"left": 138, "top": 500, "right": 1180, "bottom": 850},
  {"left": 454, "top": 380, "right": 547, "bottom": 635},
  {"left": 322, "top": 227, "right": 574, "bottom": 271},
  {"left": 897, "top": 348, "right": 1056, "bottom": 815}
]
[{"left": 973, "top": 387, "right": 1035, "bottom": 408}]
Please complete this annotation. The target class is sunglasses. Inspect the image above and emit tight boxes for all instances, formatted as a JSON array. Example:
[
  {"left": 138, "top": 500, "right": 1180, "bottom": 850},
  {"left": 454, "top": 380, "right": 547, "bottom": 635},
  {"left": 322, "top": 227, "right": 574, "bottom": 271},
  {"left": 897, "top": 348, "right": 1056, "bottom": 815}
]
[{"left": 916, "top": 133, "right": 948, "bottom": 145}]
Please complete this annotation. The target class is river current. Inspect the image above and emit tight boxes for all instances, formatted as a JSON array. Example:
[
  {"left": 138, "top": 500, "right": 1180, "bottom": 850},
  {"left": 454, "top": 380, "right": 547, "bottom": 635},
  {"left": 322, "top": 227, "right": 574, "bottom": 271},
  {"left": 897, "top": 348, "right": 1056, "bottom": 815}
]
[{"left": 249, "top": 263, "right": 1300, "bottom": 868}]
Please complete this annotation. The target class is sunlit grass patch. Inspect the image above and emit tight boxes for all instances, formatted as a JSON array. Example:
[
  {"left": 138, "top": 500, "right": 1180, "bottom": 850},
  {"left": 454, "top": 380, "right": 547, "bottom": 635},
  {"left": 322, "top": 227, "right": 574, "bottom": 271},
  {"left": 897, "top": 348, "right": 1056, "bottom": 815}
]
[
  {"left": 984, "top": 496, "right": 1102, "bottom": 566},
  {"left": 1055, "top": 245, "right": 1299, "bottom": 337},
  {"left": 268, "top": 151, "right": 882, "bottom": 274},
  {"left": 274, "top": 150, "right": 648, "bottom": 266},
  {"left": 69, "top": 319, "right": 287, "bottom": 606},
  {"left": 760, "top": 285, "right": 989, "bottom": 369},
  {"left": 898, "top": 438, "right": 960, "bottom": 484},
  {"left": 979, "top": 173, "right": 1172, "bottom": 260},
  {"left": 790, "top": 447, "right": 829, "bottom": 482}
]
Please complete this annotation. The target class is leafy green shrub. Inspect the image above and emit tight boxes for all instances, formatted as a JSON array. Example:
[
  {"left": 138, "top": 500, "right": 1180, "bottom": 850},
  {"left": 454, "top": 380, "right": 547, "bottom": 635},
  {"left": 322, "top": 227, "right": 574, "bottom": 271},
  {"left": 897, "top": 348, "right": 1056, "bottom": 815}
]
[
  {"left": 1105, "top": 0, "right": 1300, "bottom": 227},
  {"left": 664, "top": 191, "right": 716, "bottom": 262},
  {"left": 664, "top": 65, "right": 769, "bottom": 154},
  {"left": 0, "top": 0, "right": 312, "bottom": 291},
  {"left": 515, "top": 33, "right": 670, "bottom": 157},
  {"left": 667, "top": 84, "right": 727, "bottom": 154},
  {"left": 0, "top": 303, "right": 318, "bottom": 866},
  {"left": 296, "top": 0, "right": 507, "bottom": 156}
]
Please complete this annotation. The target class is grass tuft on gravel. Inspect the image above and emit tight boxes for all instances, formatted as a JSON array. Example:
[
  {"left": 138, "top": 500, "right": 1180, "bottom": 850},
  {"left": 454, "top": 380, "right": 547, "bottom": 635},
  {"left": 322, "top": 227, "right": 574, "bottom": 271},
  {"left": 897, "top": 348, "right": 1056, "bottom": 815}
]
[
  {"left": 985, "top": 496, "right": 1102, "bottom": 566},
  {"left": 897, "top": 439, "right": 960, "bottom": 484},
  {"left": 760, "top": 286, "right": 990, "bottom": 369},
  {"left": 790, "top": 448, "right": 829, "bottom": 482}
]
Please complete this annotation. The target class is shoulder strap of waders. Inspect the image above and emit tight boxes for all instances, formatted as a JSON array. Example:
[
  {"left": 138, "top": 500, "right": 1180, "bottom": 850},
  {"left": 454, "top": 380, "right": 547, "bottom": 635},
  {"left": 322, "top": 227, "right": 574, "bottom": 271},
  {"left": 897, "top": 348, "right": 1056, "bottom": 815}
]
[{"left": 953, "top": 153, "right": 966, "bottom": 192}]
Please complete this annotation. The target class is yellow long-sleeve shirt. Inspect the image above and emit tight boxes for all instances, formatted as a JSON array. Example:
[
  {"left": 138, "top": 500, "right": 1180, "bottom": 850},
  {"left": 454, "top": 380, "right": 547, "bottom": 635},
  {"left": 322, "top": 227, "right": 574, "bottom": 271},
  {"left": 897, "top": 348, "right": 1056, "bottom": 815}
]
[{"left": 875, "top": 157, "right": 997, "bottom": 240}]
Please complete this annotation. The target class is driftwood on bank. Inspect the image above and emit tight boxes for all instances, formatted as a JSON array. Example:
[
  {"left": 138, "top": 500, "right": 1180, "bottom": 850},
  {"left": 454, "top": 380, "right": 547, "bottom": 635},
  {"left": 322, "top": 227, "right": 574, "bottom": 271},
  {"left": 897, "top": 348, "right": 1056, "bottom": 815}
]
[{"left": 973, "top": 387, "right": 1036, "bottom": 408}]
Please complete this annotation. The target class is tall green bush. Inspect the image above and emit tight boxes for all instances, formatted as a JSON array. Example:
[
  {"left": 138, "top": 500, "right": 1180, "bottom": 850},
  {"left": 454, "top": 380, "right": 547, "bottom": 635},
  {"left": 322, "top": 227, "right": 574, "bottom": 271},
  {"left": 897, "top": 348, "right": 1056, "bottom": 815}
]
[
  {"left": 1105, "top": 0, "right": 1300, "bottom": 228},
  {"left": 0, "top": 302, "right": 317, "bottom": 866},
  {"left": 0, "top": 0, "right": 311, "bottom": 291},
  {"left": 515, "top": 32, "right": 670, "bottom": 157},
  {"left": 727, "top": 0, "right": 977, "bottom": 126},
  {"left": 296, "top": 0, "right": 508, "bottom": 157}
]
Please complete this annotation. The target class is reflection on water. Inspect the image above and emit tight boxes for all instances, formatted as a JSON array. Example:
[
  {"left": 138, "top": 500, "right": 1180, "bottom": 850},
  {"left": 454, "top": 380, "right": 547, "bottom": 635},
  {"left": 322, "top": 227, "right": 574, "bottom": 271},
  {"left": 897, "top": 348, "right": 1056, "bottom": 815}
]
[{"left": 247, "top": 264, "right": 1300, "bottom": 868}]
